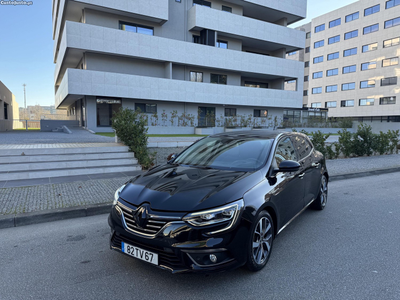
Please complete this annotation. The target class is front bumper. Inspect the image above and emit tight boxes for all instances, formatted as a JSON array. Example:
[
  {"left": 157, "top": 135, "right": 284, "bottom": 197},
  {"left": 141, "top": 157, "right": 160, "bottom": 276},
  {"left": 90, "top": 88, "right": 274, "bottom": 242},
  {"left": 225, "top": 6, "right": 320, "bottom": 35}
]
[{"left": 108, "top": 201, "right": 250, "bottom": 273}]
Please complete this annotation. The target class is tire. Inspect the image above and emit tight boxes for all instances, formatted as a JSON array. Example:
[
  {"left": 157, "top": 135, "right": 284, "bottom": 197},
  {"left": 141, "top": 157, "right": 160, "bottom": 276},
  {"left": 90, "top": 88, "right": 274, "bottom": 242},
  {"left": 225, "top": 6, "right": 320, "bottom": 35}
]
[
  {"left": 311, "top": 174, "right": 328, "bottom": 210},
  {"left": 246, "top": 211, "right": 274, "bottom": 272}
]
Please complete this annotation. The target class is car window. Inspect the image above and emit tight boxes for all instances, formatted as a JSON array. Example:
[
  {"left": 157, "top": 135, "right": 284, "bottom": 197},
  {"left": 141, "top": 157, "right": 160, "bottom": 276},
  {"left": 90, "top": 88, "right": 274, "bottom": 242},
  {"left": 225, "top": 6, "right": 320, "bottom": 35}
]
[
  {"left": 291, "top": 135, "right": 313, "bottom": 161},
  {"left": 274, "top": 137, "right": 298, "bottom": 165}
]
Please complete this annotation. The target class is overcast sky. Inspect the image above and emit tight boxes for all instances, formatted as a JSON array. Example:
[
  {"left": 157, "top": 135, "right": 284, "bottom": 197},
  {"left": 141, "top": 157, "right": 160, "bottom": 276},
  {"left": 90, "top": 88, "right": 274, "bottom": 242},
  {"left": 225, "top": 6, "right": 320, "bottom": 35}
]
[{"left": 0, "top": 0, "right": 358, "bottom": 107}]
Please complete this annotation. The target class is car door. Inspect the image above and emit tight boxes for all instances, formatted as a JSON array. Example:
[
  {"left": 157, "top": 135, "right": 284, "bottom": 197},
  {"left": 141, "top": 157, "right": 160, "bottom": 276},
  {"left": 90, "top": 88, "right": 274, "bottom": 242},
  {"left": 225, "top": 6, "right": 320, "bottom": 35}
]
[{"left": 270, "top": 136, "right": 305, "bottom": 228}]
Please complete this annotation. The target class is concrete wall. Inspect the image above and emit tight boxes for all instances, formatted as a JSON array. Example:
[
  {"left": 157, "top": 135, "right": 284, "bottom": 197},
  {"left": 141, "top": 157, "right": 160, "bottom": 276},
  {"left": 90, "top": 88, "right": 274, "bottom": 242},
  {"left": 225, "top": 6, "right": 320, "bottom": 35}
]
[
  {"left": 40, "top": 120, "right": 80, "bottom": 132},
  {"left": 353, "top": 121, "right": 400, "bottom": 134}
]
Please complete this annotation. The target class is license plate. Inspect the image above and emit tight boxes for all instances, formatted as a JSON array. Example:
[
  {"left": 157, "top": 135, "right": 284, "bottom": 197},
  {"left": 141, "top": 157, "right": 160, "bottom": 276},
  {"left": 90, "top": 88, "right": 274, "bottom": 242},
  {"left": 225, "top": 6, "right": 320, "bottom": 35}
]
[{"left": 121, "top": 242, "right": 158, "bottom": 265}]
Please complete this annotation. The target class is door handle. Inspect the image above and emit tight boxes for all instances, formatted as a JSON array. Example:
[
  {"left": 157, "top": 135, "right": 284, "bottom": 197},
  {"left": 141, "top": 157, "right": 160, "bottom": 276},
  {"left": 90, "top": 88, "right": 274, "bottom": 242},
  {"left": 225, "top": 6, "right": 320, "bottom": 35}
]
[
  {"left": 312, "top": 163, "right": 320, "bottom": 168},
  {"left": 298, "top": 173, "right": 305, "bottom": 179}
]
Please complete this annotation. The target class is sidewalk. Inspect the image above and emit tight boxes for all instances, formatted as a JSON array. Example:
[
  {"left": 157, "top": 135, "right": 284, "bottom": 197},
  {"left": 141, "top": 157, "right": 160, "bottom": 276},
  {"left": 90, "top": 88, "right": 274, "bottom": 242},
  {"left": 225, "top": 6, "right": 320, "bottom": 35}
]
[{"left": 1, "top": 153, "right": 399, "bottom": 229}]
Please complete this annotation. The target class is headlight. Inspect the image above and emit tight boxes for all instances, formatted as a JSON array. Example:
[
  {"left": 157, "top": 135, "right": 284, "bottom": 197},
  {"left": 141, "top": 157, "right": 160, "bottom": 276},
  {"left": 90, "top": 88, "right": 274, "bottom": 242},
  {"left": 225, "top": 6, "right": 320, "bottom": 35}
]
[
  {"left": 113, "top": 184, "right": 126, "bottom": 205},
  {"left": 183, "top": 199, "right": 244, "bottom": 234}
]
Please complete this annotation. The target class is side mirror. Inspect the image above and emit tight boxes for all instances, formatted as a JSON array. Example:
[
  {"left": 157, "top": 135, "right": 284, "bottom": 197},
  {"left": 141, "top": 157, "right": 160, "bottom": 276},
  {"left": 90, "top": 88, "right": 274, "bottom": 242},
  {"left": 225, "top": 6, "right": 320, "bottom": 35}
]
[
  {"left": 277, "top": 160, "right": 301, "bottom": 173},
  {"left": 167, "top": 153, "right": 177, "bottom": 163}
]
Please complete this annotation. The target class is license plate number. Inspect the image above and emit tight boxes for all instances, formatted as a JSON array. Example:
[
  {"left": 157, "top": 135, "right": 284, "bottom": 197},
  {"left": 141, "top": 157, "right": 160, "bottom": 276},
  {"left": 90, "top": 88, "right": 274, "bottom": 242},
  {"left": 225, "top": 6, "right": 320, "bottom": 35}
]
[{"left": 122, "top": 242, "right": 158, "bottom": 265}]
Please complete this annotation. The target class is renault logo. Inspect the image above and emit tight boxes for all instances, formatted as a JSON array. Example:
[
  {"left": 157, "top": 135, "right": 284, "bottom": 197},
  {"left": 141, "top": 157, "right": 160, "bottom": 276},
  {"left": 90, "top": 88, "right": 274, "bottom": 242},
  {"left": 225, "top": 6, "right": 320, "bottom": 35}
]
[{"left": 133, "top": 205, "right": 149, "bottom": 228}]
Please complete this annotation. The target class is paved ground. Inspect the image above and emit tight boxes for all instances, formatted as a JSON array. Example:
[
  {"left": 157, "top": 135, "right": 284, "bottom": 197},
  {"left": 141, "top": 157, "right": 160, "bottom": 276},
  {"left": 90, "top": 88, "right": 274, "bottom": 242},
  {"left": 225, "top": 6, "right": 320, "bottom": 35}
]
[{"left": 1, "top": 172, "right": 400, "bottom": 300}]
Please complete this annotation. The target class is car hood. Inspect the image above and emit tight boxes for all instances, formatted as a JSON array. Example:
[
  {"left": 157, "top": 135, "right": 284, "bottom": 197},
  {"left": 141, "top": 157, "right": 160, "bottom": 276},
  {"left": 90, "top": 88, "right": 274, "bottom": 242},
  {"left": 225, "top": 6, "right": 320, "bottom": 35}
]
[{"left": 119, "top": 164, "right": 262, "bottom": 212}]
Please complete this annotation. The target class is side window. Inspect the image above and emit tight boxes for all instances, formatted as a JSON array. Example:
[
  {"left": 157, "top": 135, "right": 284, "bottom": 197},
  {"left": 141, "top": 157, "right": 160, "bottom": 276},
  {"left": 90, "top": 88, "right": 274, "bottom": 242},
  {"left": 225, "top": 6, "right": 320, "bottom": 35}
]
[
  {"left": 291, "top": 135, "right": 313, "bottom": 161},
  {"left": 274, "top": 137, "right": 298, "bottom": 165}
]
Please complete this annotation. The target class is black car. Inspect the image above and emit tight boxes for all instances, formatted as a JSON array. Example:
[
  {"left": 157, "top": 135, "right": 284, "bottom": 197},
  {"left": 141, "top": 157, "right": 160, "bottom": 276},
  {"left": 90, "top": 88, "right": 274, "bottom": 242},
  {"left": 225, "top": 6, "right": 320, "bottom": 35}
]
[{"left": 108, "top": 131, "right": 328, "bottom": 273}]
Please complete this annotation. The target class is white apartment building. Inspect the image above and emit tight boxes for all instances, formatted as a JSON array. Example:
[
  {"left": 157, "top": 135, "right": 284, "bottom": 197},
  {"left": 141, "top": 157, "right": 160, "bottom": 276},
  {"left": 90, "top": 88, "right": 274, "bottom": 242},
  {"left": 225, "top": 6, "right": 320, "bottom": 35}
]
[
  {"left": 292, "top": 0, "right": 400, "bottom": 124},
  {"left": 52, "top": 0, "right": 306, "bottom": 133}
]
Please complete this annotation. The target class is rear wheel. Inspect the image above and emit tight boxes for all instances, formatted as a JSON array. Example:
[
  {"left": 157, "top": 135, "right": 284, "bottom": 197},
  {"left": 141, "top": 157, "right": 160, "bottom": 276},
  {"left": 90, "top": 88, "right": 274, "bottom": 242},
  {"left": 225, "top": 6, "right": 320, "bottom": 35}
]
[
  {"left": 312, "top": 175, "right": 328, "bottom": 210},
  {"left": 246, "top": 211, "right": 274, "bottom": 271}
]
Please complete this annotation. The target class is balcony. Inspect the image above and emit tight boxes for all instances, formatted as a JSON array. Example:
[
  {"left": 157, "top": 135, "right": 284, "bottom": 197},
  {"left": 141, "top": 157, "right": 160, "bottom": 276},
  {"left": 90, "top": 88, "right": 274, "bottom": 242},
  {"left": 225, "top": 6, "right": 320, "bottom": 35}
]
[
  {"left": 188, "top": 5, "right": 305, "bottom": 52},
  {"left": 55, "top": 69, "right": 302, "bottom": 109}
]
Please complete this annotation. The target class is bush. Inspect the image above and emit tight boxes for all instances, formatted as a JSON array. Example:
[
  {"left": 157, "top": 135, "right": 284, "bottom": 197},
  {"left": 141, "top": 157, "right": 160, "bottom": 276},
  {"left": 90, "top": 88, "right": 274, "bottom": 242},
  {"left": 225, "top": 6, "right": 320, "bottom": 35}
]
[
  {"left": 388, "top": 130, "right": 400, "bottom": 154},
  {"left": 112, "top": 107, "right": 155, "bottom": 169},
  {"left": 372, "top": 131, "right": 390, "bottom": 155},
  {"left": 337, "top": 129, "right": 353, "bottom": 158},
  {"left": 353, "top": 123, "right": 374, "bottom": 156},
  {"left": 308, "top": 131, "right": 330, "bottom": 157}
]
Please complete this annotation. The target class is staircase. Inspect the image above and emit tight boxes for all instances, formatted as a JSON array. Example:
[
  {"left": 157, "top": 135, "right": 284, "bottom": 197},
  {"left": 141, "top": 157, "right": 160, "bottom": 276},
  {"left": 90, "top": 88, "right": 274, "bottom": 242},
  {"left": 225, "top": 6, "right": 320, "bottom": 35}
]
[{"left": 0, "top": 143, "right": 141, "bottom": 181}]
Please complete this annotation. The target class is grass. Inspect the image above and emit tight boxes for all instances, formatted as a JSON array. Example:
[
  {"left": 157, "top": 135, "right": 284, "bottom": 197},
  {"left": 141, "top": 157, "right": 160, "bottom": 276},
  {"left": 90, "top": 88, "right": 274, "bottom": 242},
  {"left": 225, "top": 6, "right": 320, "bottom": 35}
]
[
  {"left": 95, "top": 132, "right": 115, "bottom": 137},
  {"left": 13, "top": 128, "right": 40, "bottom": 131},
  {"left": 95, "top": 133, "right": 207, "bottom": 138}
]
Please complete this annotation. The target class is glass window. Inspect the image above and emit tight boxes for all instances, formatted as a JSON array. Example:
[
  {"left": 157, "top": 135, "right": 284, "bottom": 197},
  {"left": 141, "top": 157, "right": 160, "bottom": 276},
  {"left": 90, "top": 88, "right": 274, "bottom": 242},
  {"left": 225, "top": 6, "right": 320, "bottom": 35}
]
[
  {"left": 362, "top": 42, "right": 378, "bottom": 52},
  {"left": 326, "top": 85, "right": 337, "bottom": 93},
  {"left": 274, "top": 137, "right": 298, "bottom": 165},
  {"left": 341, "top": 100, "right": 354, "bottom": 107},
  {"left": 325, "top": 101, "right": 337, "bottom": 108},
  {"left": 245, "top": 81, "right": 268, "bottom": 88},
  {"left": 304, "top": 76, "right": 309, "bottom": 82},
  {"left": 361, "top": 61, "right": 377, "bottom": 70},
  {"left": 305, "top": 61, "right": 310, "bottom": 68},
  {"left": 359, "top": 98, "right": 375, "bottom": 106},
  {"left": 383, "top": 37, "right": 400, "bottom": 47},
  {"left": 211, "top": 74, "right": 227, "bottom": 84},
  {"left": 303, "top": 90, "right": 308, "bottom": 96},
  {"left": 327, "top": 68, "right": 338, "bottom": 77},
  {"left": 382, "top": 57, "right": 399, "bottom": 67},
  {"left": 342, "top": 82, "right": 355, "bottom": 91},
  {"left": 193, "top": 0, "right": 211, "bottom": 7},
  {"left": 346, "top": 11, "right": 359, "bottom": 22},
  {"left": 312, "top": 71, "right": 323, "bottom": 79},
  {"left": 344, "top": 30, "right": 358, "bottom": 40},
  {"left": 312, "top": 87, "right": 322, "bottom": 94},
  {"left": 381, "top": 77, "right": 398, "bottom": 86},
  {"left": 305, "top": 47, "right": 310, "bottom": 53},
  {"left": 343, "top": 65, "right": 356, "bottom": 74},
  {"left": 328, "top": 35, "right": 340, "bottom": 44},
  {"left": 344, "top": 47, "right": 357, "bottom": 57},
  {"left": 313, "top": 56, "right": 323, "bottom": 64},
  {"left": 254, "top": 109, "right": 268, "bottom": 118},
  {"left": 385, "top": 17, "right": 400, "bottom": 28},
  {"left": 311, "top": 103, "right": 321, "bottom": 108},
  {"left": 135, "top": 103, "right": 157, "bottom": 114},
  {"left": 96, "top": 99, "right": 122, "bottom": 127},
  {"left": 314, "top": 40, "right": 324, "bottom": 48},
  {"left": 386, "top": 0, "right": 400, "bottom": 9},
  {"left": 119, "top": 22, "right": 154, "bottom": 36},
  {"left": 315, "top": 24, "right": 325, "bottom": 33},
  {"left": 327, "top": 52, "right": 339, "bottom": 60},
  {"left": 379, "top": 97, "right": 396, "bottom": 105},
  {"left": 291, "top": 135, "right": 313, "bottom": 161},
  {"left": 217, "top": 40, "right": 228, "bottom": 49},
  {"left": 222, "top": 5, "right": 232, "bottom": 12},
  {"left": 306, "top": 32, "right": 311, "bottom": 39},
  {"left": 190, "top": 71, "right": 203, "bottom": 82},
  {"left": 363, "top": 23, "right": 379, "bottom": 34},
  {"left": 364, "top": 4, "right": 380, "bottom": 16},
  {"left": 288, "top": 51, "right": 297, "bottom": 56},
  {"left": 360, "top": 80, "right": 375, "bottom": 88},
  {"left": 329, "top": 18, "right": 341, "bottom": 28},
  {"left": 225, "top": 108, "right": 236, "bottom": 117}
]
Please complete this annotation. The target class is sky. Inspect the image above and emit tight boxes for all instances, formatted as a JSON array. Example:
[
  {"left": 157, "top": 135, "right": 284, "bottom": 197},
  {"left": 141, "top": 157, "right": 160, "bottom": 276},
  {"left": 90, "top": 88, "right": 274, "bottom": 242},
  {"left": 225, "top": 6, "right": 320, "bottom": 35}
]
[{"left": 0, "top": 0, "right": 358, "bottom": 108}]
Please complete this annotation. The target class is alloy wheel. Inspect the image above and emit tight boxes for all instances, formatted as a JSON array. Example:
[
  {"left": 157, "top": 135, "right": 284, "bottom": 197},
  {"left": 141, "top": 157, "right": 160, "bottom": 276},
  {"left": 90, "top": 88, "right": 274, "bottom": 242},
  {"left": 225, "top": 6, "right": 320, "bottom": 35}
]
[
  {"left": 320, "top": 176, "right": 328, "bottom": 207},
  {"left": 252, "top": 216, "right": 273, "bottom": 265}
]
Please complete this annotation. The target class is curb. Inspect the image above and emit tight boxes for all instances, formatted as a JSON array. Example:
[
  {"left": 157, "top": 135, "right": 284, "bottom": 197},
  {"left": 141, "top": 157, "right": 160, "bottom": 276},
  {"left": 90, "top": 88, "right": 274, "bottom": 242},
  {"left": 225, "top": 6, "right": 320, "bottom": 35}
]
[{"left": 1, "top": 167, "right": 399, "bottom": 230}]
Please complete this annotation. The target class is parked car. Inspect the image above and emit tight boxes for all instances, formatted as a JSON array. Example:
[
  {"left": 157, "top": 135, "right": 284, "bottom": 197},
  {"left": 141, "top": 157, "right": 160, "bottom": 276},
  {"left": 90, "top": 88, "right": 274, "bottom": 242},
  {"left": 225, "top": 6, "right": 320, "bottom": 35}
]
[{"left": 108, "top": 130, "right": 328, "bottom": 273}]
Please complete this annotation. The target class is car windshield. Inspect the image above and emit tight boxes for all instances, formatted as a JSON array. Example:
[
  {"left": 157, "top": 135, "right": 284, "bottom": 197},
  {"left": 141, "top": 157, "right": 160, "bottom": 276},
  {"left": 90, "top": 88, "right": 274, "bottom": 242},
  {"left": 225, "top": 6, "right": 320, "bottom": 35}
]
[{"left": 173, "top": 136, "right": 273, "bottom": 171}]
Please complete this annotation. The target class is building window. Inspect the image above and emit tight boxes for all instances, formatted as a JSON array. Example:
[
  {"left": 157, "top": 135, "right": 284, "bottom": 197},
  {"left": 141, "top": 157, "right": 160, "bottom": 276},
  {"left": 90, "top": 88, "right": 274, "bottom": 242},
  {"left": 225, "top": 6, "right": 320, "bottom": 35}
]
[
  {"left": 245, "top": 81, "right": 268, "bottom": 88},
  {"left": 364, "top": 4, "right": 380, "bottom": 16},
  {"left": 360, "top": 80, "right": 375, "bottom": 88},
  {"left": 343, "top": 65, "right": 356, "bottom": 74},
  {"left": 329, "top": 18, "right": 341, "bottom": 28},
  {"left": 286, "top": 80, "right": 296, "bottom": 84},
  {"left": 342, "top": 82, "right": 355, "bottom": 91},
  {"left": 222, "top": 5, "right": 232, "bottom": 12},
  {"left": 304, "top": 75, "right": 309, "bottom": 82},
  {"left": 3, "top": 103, "right": 8, "bottom": 120},
  {"left": 312, "top": 72, "right": 323, "bottom": 79},
  {"left": 315, "top": 24, "right": 325, "bottom": 33},
  {"left": 386, "top": 0, "right": 400, "bottom": 9},
  {"left": 198, "top": 107, "right": 215, "bottom": 127},
  {"left": 346, "top": 11, "right": 359, "bottom": 22},
  {"left": 380, "top": 96, "right": 396, "bottom": 105},
  {"left": 288, "top": 51, "right": 297, "bottom": 56},
  {"left": 385, "top": 17, "right": 400, "bottom": 29},
  {"left": 193, "top": 0, "right": 211, "bottom": 7},
  {"left": 306, "top": 32, "right": 311, "bottom": 39},
  {"left": 327, "top": 68, "right": 338, "bottom": 77},
  {"left": 135, "top": 103, "right": 157, "bottom": 114},
  {"left": 313, "top": 56, "right": 323, "bottom": 64},
  {"left": 119, "top": 22, "right": 154, "bottom": 35},
  {"left": 303, "top": 90, "right": 308, "bottom": 96},
  {"left": 341, "top": 100, "right": 354, "bottom": 107},
  {"left": 363, "top": 23, "right": 379, "bottom": 34},
  {"left": 305, "top": 61, "right": 310, "bottom": 68},
  {"left": 381, "top": 77, "right": 398, "bottom": 86},
  {"left": 326, "top": 85, "right": 337, "bottom": 93},
  {"left": 361, "top": 61, "right": 377, "bottom": 70},
  {"left": 175, "top": 0, "right": 181, "bottom": 2},
  {"left": 382, "top": 57, "right": 399, "bottom": 67},
  {"left": 328, "top": 35, "right": 340, "bottom": 44},
  {"left": 325, "top": 101, "right": 337, "bottom": 108},
  {"left": 343, "top": 47, "right": 357, "bottom": 57},
  {"left": 225, "top": 108, "right": 236, "bottom": 117},
  {"left": 254, "top": 109, "right": 268, "bottom": 118},
  {"left": 359, "top": 98, "right": 375, "bottom": 106},
  {"left": 311, "top": 103, "right": 321, "bottom": 108},
  {"left": 211, "top": 74, "right": 227, "bottom": 84},
  {"left": 314, "top": 40, "right": 324, "bottom": 48},
  {"left": 305, "top": 47, "right": 310, "bottom": 53},
  {"left": 344, "top": 30, "right": 358, "bottom": 40},
  {"left": 217, "top": 40, "right": 228, "bottom": 49},
  {"left": 362, "top": 42, "right": 378, "bottom": 52},
  {"left": 190, "top": 71, "right": 203, "bottom": 82},
  {"left": 383, "top": 37, "right": 400, "bottom": 47},
  {"left": 327, "top": 52, "right": 339, "bottom": 60},
  {"left": 312, "top": 87, "right": 322, "bottom": 94},
  {"left": 96, "top": 98, "right": 122, "bottom": 127}
]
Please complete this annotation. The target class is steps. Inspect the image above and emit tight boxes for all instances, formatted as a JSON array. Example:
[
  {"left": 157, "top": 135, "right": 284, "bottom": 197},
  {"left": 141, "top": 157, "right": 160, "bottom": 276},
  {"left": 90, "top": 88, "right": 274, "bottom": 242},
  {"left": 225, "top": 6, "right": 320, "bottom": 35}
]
[{"left": 0, "top": 143, "right": 141, "bottom": 181}]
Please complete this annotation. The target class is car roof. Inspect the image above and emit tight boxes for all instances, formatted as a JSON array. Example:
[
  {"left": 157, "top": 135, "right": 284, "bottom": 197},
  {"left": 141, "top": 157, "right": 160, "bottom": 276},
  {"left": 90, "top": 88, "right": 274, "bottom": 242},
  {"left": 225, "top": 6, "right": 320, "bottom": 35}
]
[{"left": 211, "top": 130, "right": 287, "bottom": 140}]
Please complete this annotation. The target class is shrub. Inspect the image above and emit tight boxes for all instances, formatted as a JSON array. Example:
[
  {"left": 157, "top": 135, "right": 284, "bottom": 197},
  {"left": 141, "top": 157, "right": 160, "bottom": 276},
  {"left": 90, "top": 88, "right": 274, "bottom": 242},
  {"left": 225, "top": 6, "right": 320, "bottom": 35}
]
[
  {"left": 388, "top": 130, "right": 400, "bottom": 154},
  {"left": 308, "top": 131, "right": 330, "bottom": 157},
  {"left": 337, "top": 129, "right": 353, "bottom": 158},
  {"left": 112, "top": 107, "right": 155, "bottom": 169},
  {"left": 353, "top": 123, "right": 374, "bottom": 156},
  {"left": 372, "top": 131, "right": 390, "bottom": 155}
]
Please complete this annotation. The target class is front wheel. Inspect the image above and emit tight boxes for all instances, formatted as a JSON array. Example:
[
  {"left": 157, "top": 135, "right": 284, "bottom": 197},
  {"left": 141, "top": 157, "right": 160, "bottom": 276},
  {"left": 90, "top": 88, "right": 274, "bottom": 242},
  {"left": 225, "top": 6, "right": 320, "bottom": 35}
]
[
  {"left": 312, "top": 175, "right": 328, "bottom": 210},
  {"left": 246, "top": 211, "right": 274, "bottom": 272}
]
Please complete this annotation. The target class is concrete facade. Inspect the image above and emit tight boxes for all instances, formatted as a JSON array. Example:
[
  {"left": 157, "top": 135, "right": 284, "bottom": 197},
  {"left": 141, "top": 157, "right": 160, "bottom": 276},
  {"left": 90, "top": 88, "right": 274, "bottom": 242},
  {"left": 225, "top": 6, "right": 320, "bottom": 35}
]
[
  {"left": 0, "top": 81, "right": 19, "bottom": 131},
  {"left": 52, "top": 0, "right": 306, "bottom": 133}
]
